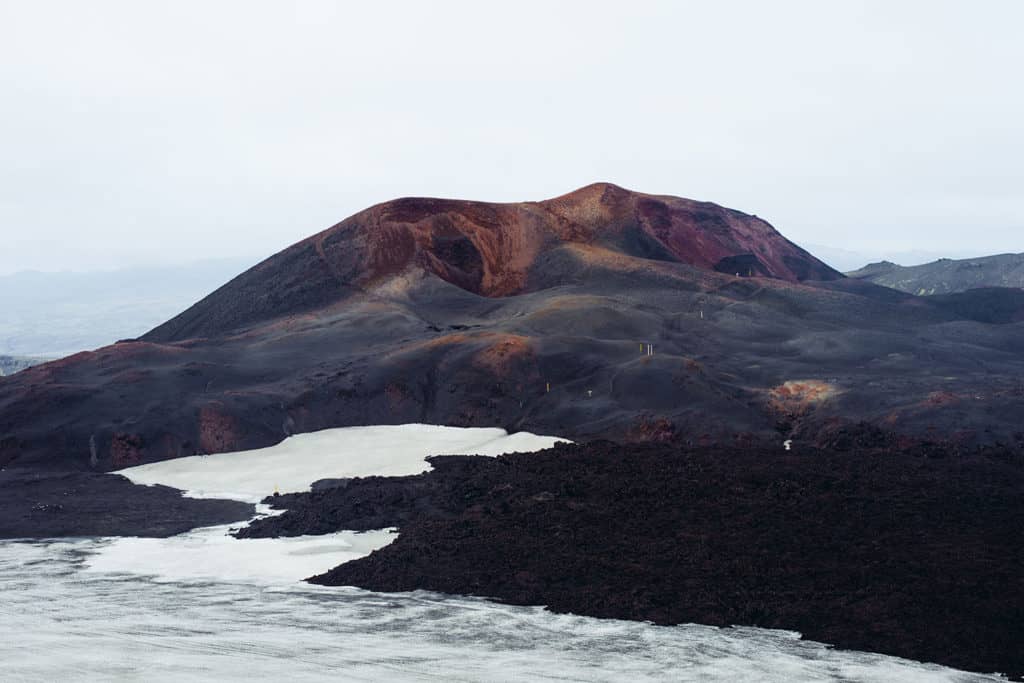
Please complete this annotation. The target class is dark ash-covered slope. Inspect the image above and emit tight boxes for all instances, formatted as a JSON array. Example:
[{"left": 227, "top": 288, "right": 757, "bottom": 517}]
[{"left": 1, "top": 183, "right": 1023, "bottom": 473}]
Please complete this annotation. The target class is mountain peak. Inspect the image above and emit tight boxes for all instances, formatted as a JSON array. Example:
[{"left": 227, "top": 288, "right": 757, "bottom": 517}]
[{"left": 142, "top": 187, "right": 841, "bottom": 343}]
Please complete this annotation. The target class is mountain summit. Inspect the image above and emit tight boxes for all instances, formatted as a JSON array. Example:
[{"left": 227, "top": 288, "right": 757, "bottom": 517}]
[{"left": 144, "top": 183, "right": 841, "bottom": 343}]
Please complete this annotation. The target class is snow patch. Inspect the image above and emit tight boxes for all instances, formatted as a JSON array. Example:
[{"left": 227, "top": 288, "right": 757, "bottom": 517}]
[
  {"left": 84, "top": 524, "right": 396, "bottom": 584},
  {"left": 89, "top": 425, "right": 567, "bottom": 585},
  {"left": 118, "top": 424, "right": 568, "bottom": 504}
]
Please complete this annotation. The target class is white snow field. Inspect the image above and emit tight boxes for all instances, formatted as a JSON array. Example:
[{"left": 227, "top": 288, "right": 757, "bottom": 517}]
[
  {"left": 82, "top": 522, "right": 398, "bottom": 584},
  {"left": 118, "top": 424, "right": 569, "bottom": 503}
]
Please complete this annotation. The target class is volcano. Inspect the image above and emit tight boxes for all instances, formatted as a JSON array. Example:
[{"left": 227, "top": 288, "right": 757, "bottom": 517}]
[
  {"left": 143, "top": 182, "right": 840, "bottom": 342},
  {"left": 1, "top": 183, "right": 1022, "bottom": 473}
]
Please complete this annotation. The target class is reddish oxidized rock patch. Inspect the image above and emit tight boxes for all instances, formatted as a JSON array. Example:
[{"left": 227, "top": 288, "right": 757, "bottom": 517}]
[
  {"left": 198, "top": 403, "right": 242, "bottom": 455},
  {"left": 628, "top": 416, "right": 678, "bottom": 442},
  {"left": 110, "top": 433, "right": 144, "bottom": 468}
]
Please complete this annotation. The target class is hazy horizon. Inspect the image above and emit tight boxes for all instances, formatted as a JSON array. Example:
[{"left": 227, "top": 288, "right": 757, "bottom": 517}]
[{"left": 3, "top": 1, "right": 1022, "bottom": 275}]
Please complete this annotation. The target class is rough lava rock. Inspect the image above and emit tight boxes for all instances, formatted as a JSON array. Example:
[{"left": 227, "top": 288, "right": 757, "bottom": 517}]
[
  {"left": 0, "top": 468, "right": 253, "bottom": 538},
  {"left": 243, "top": 440, "right": 1024, "bottom": 680}
]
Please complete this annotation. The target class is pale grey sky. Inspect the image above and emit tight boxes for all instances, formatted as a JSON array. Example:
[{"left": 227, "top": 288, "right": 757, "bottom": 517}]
[{"left": 2, "top": 0, "right": 1021, "bottom": 275}]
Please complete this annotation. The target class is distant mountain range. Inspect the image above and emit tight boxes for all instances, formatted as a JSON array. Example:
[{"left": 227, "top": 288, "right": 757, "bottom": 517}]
[
  {"left": 847, "top": 252, "right": 1024, "bottom": 295},
  {"left": 799, "top": 244, "right": 964, "bottom": 274},
  {"left": 0, "top": 259, "right": 249, "bottom": 358},
  {"left": 0, "top": 355, "right": 47, "bottom": 377}
]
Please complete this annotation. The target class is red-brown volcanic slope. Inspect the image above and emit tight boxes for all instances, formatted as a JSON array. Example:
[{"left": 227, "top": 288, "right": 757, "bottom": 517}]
[
  {"left": 144, "top": 183, "right": 840, "bottom": 343},
  {"left": 2, "top": 183, "right": 1023, "bottom": 473}
]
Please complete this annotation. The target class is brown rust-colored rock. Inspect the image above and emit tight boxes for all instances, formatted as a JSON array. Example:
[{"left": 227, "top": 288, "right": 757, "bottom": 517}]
[
  {"left": 109, "top": 432, "right": 144, "bottom": 468},
  {"left": 198, "top": 403, "right": 243, "bottom": 454}
]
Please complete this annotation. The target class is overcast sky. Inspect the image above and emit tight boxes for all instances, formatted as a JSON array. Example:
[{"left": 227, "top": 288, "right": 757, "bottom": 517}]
[{"left": 1, "top": 0, "right": 1021, "bottom": 275}]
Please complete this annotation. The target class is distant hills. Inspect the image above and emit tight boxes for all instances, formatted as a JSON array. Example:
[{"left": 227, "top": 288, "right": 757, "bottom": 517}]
[
  {"left": 847, "top": 253, "right": 1024, "bottom": 295},
  {"left": 0, "top": 355, "right": 47, "bottom": 377},
  {"left": 799, "top": 244, "right": 960, "bottom": 274},
  {"left": 0, "top": 259, "right": 249, "bottom": 358}
]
